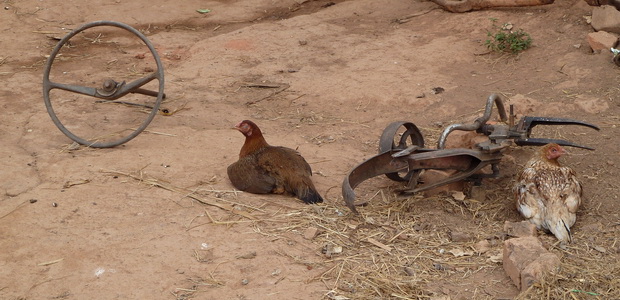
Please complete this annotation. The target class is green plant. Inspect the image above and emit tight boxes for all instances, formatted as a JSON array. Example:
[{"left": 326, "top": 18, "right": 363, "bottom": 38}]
[{"left": 485, "top": 18, "right": 532, "bottom": 54}]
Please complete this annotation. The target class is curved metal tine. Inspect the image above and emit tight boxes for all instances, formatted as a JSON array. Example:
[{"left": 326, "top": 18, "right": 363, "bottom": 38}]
[
  {"left": 342, "top": 151, "right": 409, "bottom": 213},
  {"left": 46, "top": 81, "right": 98, "bottom": 97},
  {"left": 514, "top": 138, "right": 596, "bottom": 150},
  {"left": 521, "top": 116, "right": 600, "bottom": 132}
]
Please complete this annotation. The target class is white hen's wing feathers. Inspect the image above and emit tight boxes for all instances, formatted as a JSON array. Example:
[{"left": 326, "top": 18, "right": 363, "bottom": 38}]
[{"left": 514, "top": 159, "right": 582, "bottom": 242}]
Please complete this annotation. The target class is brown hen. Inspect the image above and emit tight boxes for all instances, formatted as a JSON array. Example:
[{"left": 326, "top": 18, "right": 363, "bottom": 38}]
[
  {"left": 227, "top": 120, "right": 323, "bottom": 204},
  {"left": 513, "top": 143, "right": 582, "bottom": 243}
]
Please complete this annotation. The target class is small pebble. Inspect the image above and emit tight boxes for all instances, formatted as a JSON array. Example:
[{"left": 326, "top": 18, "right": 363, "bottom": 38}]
[
  {"left": 29, "top": 199, "right": 37, "bottom": 204},
  {"left": 52, "top": 202, "right": 58, "bottom": 207},
  {"left": 241, "top": 279, "right": 249, "bottom": 285}
]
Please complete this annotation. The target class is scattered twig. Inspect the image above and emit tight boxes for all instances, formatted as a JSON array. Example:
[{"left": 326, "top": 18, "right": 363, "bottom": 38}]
[
  {"left": 38, "top": 258, "right": 64, "bottom": 266},
  {"left": 100, "top": 169, "right": 257, "bottom": 220},
  {"left": 244, "top": 83, "right": 291, "bottom": 105},
  {"left": 393, "top": 8, "right": 440, "bottom": 24},
  {"left": 0, "top": 200, "right": 29, "bottom": 220},
  {"left": 63, "top": 179, "right": 90, "bottom": 189}
]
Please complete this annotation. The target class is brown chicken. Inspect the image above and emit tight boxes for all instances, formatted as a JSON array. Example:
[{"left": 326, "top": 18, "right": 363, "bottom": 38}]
[
  {"left": 227, "top": 120, "right": 323, "bottom": 204},
  {"left": 513, "top": 143, "right": 582, "bottom": 243}
]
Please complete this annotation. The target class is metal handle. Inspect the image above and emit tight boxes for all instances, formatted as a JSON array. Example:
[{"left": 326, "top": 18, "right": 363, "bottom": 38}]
[{"left": 437, "top": 94, "right": 507, "bottom": 149}]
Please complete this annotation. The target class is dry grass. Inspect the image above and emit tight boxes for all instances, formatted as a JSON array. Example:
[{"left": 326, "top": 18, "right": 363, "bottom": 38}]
[
  {"left": 255, "top": 179, "right": 619, "bottom": 299},
  {"left": 110, "top": 168, "right": 619, "bottom": 299}
]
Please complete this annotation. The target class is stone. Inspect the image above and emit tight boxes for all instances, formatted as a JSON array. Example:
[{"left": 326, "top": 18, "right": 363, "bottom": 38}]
[
  {"left": 443, "top": 130, "right": 488, "bottom": 149},
  {"left": 586, "top": 30, "right": 619, "bottom": 52},
  {"left": 521, "top": 253, "right": 560, "bottom": 290},
  {"left": 419, "top": 169, "right": 465, "bottom": 196},
  {"left": 504, "top": 221, "right": 538, "bottom": 238},
  {"left": 303, "top": 227, "right": 319, "bottom": 240},
  {"left": 474, "top": 240, "right": 491, "bottom": 254},
  {"left": 449, "top": 230, "right": 473, "bottom": 242},
  {"left": 592, "top": 5, "right": 620, "bottom": 34},
  {"left": 503, "top": 236, "right": 560, "bottom": 291}
]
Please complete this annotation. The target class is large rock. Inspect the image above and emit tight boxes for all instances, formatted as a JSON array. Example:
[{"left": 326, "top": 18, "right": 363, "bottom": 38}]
[
  {"left": 592, "top": 5, "right": 620, "bottom": 34},
  {"left": 503, "top": 237, "right": 560, "bottom": 292},
  {"left": 443, "top": 130, "right": 488, "bottom": 149},
  {"left": 586, "top": 30, "right": 619, "bottom": 52},
  {"left": 419, "top": 169, "right": 465, "bottom": 196}
]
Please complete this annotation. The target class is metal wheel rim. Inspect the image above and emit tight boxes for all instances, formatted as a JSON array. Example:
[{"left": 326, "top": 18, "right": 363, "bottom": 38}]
[
  {"left": 42, "top": 20, "right": 165, "bottom": 148},
  {"left": 378, "top": 121, "right": 425, "bottom": 182}
]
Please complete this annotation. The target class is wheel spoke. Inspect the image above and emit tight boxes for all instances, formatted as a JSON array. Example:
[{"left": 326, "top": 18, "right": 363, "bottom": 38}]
[{"left": 47, "top": 81, "right": 98, "bottom": 97}]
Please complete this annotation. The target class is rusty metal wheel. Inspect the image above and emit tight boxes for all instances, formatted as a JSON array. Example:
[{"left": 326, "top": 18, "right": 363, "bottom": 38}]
[
  {"left": 378, "top": 121, "right": 425, "bottom": 182},
  {"left": 43, "top": 21, "right": 165, "bottom": 148}
]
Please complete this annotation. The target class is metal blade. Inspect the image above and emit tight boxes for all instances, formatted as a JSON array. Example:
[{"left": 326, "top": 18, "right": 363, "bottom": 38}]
[{"left": 514, "top": 138, "right": 595, "bottom": 150}]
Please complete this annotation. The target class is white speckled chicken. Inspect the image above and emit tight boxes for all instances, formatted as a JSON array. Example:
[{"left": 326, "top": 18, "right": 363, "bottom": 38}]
[{"left": 513, "top": 143, "right": 582, "bottom": 243}]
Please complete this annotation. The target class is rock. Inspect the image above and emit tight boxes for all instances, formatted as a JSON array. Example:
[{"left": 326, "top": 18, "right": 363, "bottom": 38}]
[
  {"left": 503, "top": 236, "right": 560, "bottom": 291},
  {"left": 443, "top": 130, "right": 488, "bottom": 149},
  {"left": 451, "top": 191, "right": 466, "bottom": 201},
  {"left": 575, "top": 0, "right": 596, "bottom": 11},
  {"left": 419, "top": 169, "right": 465, "bottom": 196},
  {"left": 449, "top": 230, "right": 473, "bottom": 242},
  {"left": 504, "top": 221, "right": 538, "bottom": 238},
  {"left": 592, "top": 5, "right": 620, "bottom": 34},
  {"left": 303, "top": 227, "right": 319, "bottom": 240},
  {"left": 586, "top": 30, "right": 619, "bottom": 52},
  {"left": 474, "top": 240, "right": 491, "bottom": 254},
  {"left": 521, "top": 253, "right": 560, "bottom": 290}
]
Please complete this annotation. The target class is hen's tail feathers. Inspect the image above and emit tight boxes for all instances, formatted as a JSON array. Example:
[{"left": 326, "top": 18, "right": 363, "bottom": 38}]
[
  {"left": 299, "top": 187, "right": 323, "bottom": 204},
  {"left": 548, "top": 219, "right": 572, "bottom": 243},
  {"left": 563, "top": 220, "right": 573, "bottom": 243}
]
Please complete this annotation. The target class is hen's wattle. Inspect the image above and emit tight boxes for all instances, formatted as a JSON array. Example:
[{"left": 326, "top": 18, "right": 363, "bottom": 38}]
[
  {"left": 227, "top": 120, "right": 323, "bottom": 204},
  {"left": 513, "top": 143, "right": 582, "bottom": 243}
]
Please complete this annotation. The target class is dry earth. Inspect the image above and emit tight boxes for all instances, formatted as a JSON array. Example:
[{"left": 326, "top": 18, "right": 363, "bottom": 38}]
[{"left": 1, "top": 0, "right": 619, "bottom": 299}]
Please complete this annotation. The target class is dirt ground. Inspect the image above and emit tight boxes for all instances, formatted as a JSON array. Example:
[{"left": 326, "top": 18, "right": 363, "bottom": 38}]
[{"left": 1, "top": 0, "right": 619, "bottom": 299}]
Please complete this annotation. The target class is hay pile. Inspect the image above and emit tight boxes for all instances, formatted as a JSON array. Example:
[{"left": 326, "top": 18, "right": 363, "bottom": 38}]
[{"left": 115, "top": 169, "right": 620, "bottom": 299}]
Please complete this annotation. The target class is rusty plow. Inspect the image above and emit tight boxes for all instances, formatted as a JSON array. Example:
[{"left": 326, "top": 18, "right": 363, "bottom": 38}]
[{"left": 342, "top": 94, "right": 600, "bottom": 214}]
